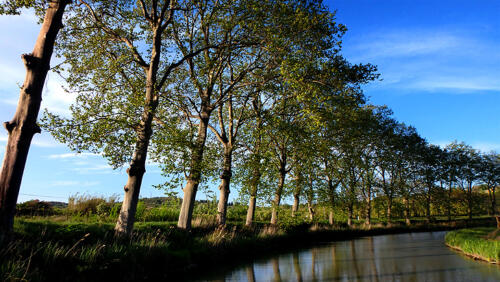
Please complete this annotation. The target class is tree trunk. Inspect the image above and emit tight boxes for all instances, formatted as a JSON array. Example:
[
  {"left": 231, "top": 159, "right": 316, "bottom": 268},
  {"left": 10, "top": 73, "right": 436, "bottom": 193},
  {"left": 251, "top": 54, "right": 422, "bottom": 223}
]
[
  {"left": 467, "top": 183, "right": 473, "bottom": 220},
  {"left": 447, "top": 181, "right": 452, "bottom": 221},
  {"left": 246, "top": 195, "right": 257, "bottom": 226},
  {"left": 178, "top": 110, "right": 211, "bottom": 229},
  {"left": 426, "top": 185, "right": 432, "bottom": 222},
  {"left": 492, "top": 187, "right": 497, "bottom": 215},
  {"left": 291, "top": 193, "right": 300, "bottom": 218},
  {"left": 365, "top": 195, "right": 371, "bottom": 226},
  {"left": 291, "top": 173, "right": 302, "bottom": 217},
  {"left": 270, "top": 166, "right": 286, "bottom": 225},
  {"left": 386, "top": 197, "right": 392, "bottom": 225},
  {"left": 0, "top": 0, "right": 69, "bottom": 239},
  {"left": 245, "top": 164, "right": 260, "bottom": 226},
  {"left": 364, "top": 181, "right": 372, "bottom": 226},
  {"left": 216, "top": 146, "right": 232, "bottom": 226},
  {"left": 328, "top": 178, "right": 335, "bottom": 225},
  {"left": 347, "top": 204, "right": 353, "bottom": 227},
  {"left": 115, "top": 25, "right": 163, "bottom": 236},
  {"left": 114, "top": 129, "right": 151, "bottom": 235},
  {"left": 245, "top": 111, "right": 262, "bottom": 227},
  {"left": 307, "top": 199, "right": 314, "bottom": 221},
  {"left": 403, "top": 195, "right": 410, "bottom": 225}
]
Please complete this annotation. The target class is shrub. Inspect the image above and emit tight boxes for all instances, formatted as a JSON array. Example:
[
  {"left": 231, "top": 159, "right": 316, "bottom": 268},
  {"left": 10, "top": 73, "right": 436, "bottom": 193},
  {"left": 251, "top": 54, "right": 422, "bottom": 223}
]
[
  {"left": 16, "top": 200, "right": 55, "bottom": 217},
  {"left": 68, "top": 195, "right": 118, "bottom": 217}
]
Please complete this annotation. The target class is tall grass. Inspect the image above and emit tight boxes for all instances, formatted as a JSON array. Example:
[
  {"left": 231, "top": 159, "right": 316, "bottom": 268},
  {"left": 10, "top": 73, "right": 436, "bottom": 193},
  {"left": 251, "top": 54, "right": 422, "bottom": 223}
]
[{"left": 445, "top": 227, "right": 500, "bottom": 262}]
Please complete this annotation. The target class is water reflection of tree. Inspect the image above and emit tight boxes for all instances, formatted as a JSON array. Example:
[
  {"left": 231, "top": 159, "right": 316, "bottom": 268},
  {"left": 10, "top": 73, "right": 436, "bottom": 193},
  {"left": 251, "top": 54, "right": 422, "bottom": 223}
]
[
  {"left": 350, "top": 240, "right": 361, "bottom": 279},
  {"left": 368, "top": 237, "right": 380, "bottom": 282},
  {"left": 246, "top": 263, "right": 255, "bottom": 282},
  {"left": 272, "top": 257, "right": 281, "bottom": 282},
  {"left": 311, "top": 248, "right": 318, "bottom": 281},
  {"left": 293, "top": 252, "right": 303, "bottom": 282}
]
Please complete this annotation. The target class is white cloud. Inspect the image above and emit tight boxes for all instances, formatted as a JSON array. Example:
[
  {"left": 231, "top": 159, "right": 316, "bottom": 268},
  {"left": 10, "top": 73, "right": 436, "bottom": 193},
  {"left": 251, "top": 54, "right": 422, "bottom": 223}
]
[
  {"left": 409, "top": 75, "right": 500, "bottom": 92},
  {"left": 47, "top": 152, "right": 98, "bottom": 159},
  {"left": 349, "top": 30, "right": 462, "bottom": 61},
  {"left": 71, "top": 164, "right": 120, "bottom": 175},
  {"left": 40, "top": 75, "right": 76, "bottom": 116}
]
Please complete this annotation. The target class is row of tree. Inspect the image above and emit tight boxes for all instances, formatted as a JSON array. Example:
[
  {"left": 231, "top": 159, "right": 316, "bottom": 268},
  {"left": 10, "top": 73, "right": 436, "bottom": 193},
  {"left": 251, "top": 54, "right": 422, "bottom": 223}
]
[{"left": 0, "top": 0, "right": 497, "bottom": 240}]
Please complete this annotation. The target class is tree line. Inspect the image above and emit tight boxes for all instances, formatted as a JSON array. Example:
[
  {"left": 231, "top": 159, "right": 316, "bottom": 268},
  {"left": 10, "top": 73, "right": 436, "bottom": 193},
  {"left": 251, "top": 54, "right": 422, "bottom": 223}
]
[{"left": 0, "top": 0, "right": 498, "bottom": 240}]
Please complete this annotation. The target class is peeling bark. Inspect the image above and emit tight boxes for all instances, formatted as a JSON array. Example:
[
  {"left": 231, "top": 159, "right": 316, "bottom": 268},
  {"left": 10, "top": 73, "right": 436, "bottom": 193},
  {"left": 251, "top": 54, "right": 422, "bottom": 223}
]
[
  {"left": 291, "top": 193, "right": 300, "bottom": 218},
  {"left": 115, "top": 25, "right": 163, "bottom": 236},
  {"left": 216, "top": 146, "right": 232, "bottom": 226},
  {"left": 270, "top": 165, "right": 286, "bottom": 225},
  {"left": 178, "top": 109, "right": 211, "bottom": 229},
  {"left": 0, "top": 0, "right": 69, "bottom": 238}
]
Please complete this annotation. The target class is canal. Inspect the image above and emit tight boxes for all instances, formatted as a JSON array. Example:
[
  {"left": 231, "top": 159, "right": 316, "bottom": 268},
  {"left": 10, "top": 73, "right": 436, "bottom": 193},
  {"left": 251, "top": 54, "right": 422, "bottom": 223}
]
[{"left": 204, "top": 231, "right": 500, "bottom": 281}]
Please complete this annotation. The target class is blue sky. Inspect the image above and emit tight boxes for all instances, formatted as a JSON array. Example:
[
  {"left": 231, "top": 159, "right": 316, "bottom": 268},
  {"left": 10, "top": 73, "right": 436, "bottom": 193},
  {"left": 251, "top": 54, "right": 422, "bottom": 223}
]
[{"left": 0, "top": 1, "right": 499, "bottom": 203}]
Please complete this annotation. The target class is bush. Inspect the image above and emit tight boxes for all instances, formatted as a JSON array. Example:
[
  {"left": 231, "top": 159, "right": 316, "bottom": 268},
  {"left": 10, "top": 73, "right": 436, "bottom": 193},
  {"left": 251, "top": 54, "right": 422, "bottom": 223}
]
[
  {"left": 16, "top": 200, "right": 55, "bottom": 217},
  {"left": 68, "top": 194, "right": 118, "bottom": 217}
]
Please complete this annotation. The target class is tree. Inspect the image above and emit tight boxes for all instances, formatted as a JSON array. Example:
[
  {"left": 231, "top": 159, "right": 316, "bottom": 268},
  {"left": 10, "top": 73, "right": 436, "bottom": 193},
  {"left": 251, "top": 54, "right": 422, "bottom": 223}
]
[
  {"left": 0, "top": 0, "right": 70, "bottom": 239},
  {"left": 448, "top": 142, "right": 480, "bottom": 220},
  {"left": 479, "top": 152, "right": 500, "bottom": 215},
  {"left": 43, "top": 0, "right": 212, "bottom": 236}
]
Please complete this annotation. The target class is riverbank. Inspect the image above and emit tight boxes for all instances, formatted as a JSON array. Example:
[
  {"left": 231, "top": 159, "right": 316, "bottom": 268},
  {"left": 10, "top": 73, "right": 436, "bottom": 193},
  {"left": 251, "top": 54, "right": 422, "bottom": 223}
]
[
  {"left": 1, "top": 217, "right": 495, "bottom": 281},
  {"left": 445, "top": 227, "right": 500, "bottom": 264}
]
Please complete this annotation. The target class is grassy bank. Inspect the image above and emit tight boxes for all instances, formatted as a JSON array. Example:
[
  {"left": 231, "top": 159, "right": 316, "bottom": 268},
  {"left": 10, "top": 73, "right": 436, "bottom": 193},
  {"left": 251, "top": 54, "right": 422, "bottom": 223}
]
[
  {"left": 445, "top": 227, "right": 500, "bottom": 263},
  {"left": 1, "top": 217, "right": 495, "bottom": 281}
]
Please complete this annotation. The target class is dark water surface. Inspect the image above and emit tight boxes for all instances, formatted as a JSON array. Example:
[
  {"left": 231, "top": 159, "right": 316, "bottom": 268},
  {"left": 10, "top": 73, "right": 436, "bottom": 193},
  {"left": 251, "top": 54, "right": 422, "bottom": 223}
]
[{"left": 203, "top": 231, "right": 500, "bottom": 281}]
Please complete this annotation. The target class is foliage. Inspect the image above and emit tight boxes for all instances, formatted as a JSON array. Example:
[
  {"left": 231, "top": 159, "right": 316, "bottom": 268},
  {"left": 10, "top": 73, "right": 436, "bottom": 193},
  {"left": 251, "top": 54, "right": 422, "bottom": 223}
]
[{"left": 16, "top": 200, "right": 57, "bottom": 217}]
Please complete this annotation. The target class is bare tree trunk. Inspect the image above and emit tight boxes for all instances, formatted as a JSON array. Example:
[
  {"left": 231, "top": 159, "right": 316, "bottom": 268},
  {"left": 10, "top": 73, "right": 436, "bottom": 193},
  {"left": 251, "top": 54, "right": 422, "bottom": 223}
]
[
  {"left": 364, "top": 181, "right": 372, "bottom": 226},
  {"left": 467, "top": 183, "right": 473, "bottom": 220},
  {"left": 386, "top": 197, "right": 392, "bottom": 225},
  {"left": 178, "top": 110, "right": 211, "bottom": 229},
  {"left": 327, "top": 178, "right": 335, "bottom": 225},
  {"left": 492, "top": 187, "right": 497, "bottom": 215},
  {"left": 347, "top": 203, "right": 353, "bottom": 227},
  {"left": 245, "top": 164, "right": 260, "bottom": 226},
  {"left": 291, "top": 173, "right": 302, "bottom": 217},
  {"left": 270, "top": 166, "right": 286, "bottom": 225},
  {"left": 447, "top": 181, "right": 452, "bottom": 221},
  {"left": 114, "top": 126, "right": 151, "bottom": 235},
  {"left": 292, "top": 193, "right": 300, "bottom": 218},
  {"left": 0, "top": 0, "right": 69, "bottom": 239},
  {"left": 365, "top": 195, "right": 371, "bottom": 226},
  {"left": 216, "top": 146, "right": 232, "bottom": 226},
  {"left": 403, "top": 195, "right": 410, "bottom": 225},
  {"left": 246, "top": 195, "right": 257, "bottom": 226},
  {"left": 115, "top": 25, "right": 163, "bottom": 236},
  {"left": 426, "top": 185, "right": 432, "bottom": 222},
  {"left": 245, "top": 107, "right": 262, "bottom": 227},
  {"left": 307, "top": 200, "right": 314, "bottom": 221}
]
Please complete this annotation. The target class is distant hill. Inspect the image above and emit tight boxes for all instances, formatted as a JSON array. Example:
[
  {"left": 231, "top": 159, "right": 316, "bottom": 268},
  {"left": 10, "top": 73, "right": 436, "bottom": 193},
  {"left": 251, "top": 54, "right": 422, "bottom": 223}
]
[{"left": 47, "top": 201, "right": 68, "bottom": 209}]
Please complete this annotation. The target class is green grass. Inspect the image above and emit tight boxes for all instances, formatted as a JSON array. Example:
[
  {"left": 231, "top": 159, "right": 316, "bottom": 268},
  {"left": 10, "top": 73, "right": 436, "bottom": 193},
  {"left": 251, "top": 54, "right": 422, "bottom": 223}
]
[
  {"left": 1, "top": 216, "right": 495, "bottom": 281},
  {"left": 445, "top": 227, "right": 500, "bottom": 263}
]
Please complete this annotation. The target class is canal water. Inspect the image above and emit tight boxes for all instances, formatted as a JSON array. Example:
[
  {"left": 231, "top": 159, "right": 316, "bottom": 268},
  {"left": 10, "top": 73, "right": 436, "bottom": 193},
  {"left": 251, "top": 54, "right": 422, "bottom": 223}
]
[{"left": 204, "top": 231, "right": 500, "bottom": 281}]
